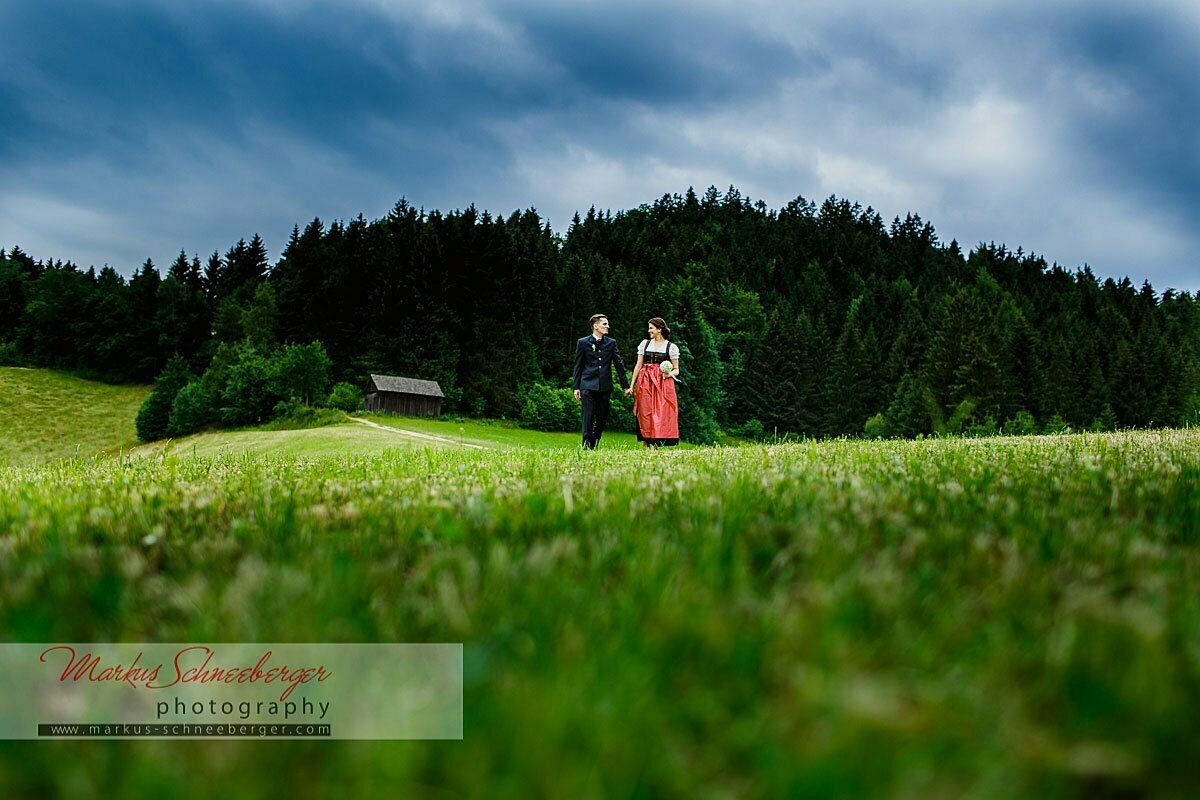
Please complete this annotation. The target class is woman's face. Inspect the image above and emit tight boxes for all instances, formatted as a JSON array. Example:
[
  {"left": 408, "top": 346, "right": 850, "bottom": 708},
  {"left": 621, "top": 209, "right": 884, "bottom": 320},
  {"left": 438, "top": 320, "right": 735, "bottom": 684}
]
[{"left": 647, "top": 323, "right": 662, "bottom": 338}]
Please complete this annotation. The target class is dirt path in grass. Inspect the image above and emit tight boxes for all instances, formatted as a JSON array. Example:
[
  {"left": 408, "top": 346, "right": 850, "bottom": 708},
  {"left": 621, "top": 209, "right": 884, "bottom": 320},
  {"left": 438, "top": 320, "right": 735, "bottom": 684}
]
[{"left": 348, "top": 417, "right": 489, "bottom": 450}]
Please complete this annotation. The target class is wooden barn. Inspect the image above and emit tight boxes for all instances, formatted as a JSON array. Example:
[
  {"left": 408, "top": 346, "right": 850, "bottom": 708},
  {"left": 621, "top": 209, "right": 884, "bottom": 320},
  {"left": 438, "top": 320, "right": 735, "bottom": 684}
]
[{"left": 364, "top": 374, "right": 445, "bottom": 417}]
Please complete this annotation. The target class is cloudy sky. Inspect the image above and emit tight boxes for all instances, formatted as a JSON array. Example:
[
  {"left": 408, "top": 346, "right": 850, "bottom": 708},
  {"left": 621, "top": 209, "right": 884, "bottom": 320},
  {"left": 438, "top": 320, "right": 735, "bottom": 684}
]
[{"left": 1, "top": 0, "right": 1196, "bottom": 290}]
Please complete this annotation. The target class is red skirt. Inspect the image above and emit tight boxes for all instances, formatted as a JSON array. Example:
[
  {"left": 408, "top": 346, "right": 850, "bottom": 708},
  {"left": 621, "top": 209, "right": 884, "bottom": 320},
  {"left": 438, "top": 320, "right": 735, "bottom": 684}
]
[{"left": 634, "top": 367, "right": 679, "bottom": 445}]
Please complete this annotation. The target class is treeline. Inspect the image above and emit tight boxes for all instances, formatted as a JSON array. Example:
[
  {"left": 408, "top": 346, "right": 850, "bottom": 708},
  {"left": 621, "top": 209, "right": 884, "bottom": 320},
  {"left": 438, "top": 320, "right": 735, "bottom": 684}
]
[
  {"left": 2, "top": 186, "right": 1198, "bottom": 441},
  {"left": 134, "top": 344, "right": 363, "bottom": 442}
]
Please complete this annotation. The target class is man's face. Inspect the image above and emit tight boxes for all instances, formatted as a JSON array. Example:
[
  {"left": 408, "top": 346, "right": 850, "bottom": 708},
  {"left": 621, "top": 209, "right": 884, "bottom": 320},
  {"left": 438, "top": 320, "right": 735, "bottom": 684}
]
[{"left": 594, "top": 317, "right": 610, "bottom": 336}]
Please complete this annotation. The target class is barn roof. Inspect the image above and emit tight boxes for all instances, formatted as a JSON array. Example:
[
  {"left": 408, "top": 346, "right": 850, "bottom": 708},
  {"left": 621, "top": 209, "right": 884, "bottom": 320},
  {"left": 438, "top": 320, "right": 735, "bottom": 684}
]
[{"left": 369, "top": 374, "right": 445, "bottom": 398}]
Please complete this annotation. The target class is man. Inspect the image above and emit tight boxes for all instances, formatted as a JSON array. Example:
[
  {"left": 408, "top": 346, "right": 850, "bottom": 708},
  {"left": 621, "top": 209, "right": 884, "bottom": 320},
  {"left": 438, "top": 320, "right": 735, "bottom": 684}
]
[{"left": 572, "top": 313, "right": 632, "bottom": 449}]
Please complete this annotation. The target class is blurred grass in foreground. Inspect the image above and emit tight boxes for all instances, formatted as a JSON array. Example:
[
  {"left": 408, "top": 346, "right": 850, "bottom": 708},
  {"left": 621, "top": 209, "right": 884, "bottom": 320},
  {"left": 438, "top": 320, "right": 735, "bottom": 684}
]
[{"left": 1, "top": 431, "right": 1198, "bottom": 798}]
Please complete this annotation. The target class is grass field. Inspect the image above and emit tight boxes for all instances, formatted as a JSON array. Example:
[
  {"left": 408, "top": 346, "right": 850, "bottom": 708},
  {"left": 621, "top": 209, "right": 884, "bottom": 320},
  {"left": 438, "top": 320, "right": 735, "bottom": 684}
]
[
  {"left": 132, "top": 421, "right": 433, "bottom": 460},
  {"left": 356, "top": 411, "right": 678, "bottom": 450},
  {"left": 0, "top": 367, "right": 150, "bottom": 466},
  {"left": 127, "top": 412, "right": 652, "bottom": 460},
  {"left": 1, "top": 425, "right": 1199, "bottom": 797}
]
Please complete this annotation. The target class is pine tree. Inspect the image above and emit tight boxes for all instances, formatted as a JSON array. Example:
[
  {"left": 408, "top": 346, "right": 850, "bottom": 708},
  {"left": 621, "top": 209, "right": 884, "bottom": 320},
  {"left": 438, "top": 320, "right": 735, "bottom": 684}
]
[
  {"left": 202, "top": 251, "right": 224, "bottom": 305},
  {"left": 882, "top": 371, "right": 931, "bottom": 437},
  {"left": 712, "top": 285, "right": 767, "bottom": 427},
  {"left": 824, "top": 296, "right": 881, "bottom": 436},
  {"left": 1069, "top": 326, "right": 1108, "bottom": 425},
  {"left": 674, "top": 311, "right": 723, "bottom": 444},
  {"left": 748, "top": 309, "right": 822, "bottom": 437},
  {"left": 85, "top": 266, "right": 133, "bottom": 378},
  {"left": 19, "top": 263, "right": 93, "bottom": 369},
  {"left": 0, "top": 255, "right": 29, "bottom": 345},
  {"left": 157, "top": 251, "right": 211, "bottom": 365},
  {"left": 127, "top": 259, "right": 163, "bottom": 381},
  {"left": 923, "top": 281, "right": 1016, "bottom": 426}
]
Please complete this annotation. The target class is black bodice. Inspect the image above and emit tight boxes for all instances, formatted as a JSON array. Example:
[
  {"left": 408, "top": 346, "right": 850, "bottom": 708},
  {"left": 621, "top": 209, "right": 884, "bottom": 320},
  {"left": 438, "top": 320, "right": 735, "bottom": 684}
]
[{"left": 642, "top": 341, "right": 673, "bottom": 365}]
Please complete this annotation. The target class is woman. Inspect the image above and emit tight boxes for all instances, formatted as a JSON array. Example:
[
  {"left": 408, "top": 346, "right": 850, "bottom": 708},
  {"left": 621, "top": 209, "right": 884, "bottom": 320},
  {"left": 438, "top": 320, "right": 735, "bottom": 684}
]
[{"left": 630, "top": 317, "right": 680, "bottom": 447}]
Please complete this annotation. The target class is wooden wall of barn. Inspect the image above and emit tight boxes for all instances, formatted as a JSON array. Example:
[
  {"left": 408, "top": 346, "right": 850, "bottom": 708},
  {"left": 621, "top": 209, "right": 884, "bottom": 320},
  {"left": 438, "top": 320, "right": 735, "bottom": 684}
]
[{"left": 365, "top": 392, "right": 441, "bottom": 417}]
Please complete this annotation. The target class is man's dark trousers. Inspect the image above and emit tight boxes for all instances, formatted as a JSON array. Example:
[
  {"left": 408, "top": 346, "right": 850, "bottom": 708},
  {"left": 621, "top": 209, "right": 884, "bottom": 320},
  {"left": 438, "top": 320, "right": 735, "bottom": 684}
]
[{"left": 580, "top": 389, "right": 611, "bottom": 449}]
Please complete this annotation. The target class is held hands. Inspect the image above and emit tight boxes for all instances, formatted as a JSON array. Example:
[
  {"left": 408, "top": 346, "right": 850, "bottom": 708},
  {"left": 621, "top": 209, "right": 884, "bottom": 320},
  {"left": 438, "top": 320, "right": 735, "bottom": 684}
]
[{"left": 624, "top": 387, "right": 633, "bottom": 397}]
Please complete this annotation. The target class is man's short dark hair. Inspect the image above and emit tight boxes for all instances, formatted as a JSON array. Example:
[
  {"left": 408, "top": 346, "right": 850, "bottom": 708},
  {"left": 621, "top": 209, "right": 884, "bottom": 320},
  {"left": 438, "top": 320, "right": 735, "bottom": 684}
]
[{"left": 589, "top": 314, "right": 607, "bottom": 329}]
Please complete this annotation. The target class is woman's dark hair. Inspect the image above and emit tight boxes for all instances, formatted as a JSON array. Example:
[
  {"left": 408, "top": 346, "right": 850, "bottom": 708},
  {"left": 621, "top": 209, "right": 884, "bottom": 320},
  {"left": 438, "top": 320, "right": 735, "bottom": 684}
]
[{"left": 648, "top": 317, "right": 670, "bottom": 337}]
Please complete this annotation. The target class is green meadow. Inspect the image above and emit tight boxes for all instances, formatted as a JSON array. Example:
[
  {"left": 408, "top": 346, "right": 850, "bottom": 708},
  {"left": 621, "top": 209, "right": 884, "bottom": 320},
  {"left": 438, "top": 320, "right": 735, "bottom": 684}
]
[
  {"left": 0, "top": 446, "right": 1197, "bottom": 794},
  {"left": 1, "top": 370, "right": 1199, "bottom": 797},
  {"left": 126, "top": 413, "right": 652, "bottom": 460},
  {"left": 354, "top": 412, "right": 701, "bottom": 450},
  {"left": 0, "top": 368, "right": 150, "bottom": 466}
]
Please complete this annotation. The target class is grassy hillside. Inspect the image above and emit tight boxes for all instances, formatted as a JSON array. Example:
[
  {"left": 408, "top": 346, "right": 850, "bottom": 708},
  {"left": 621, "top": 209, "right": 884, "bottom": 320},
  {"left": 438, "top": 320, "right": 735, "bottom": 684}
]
[
  {"left": 0, "top": 367, "right": 150, "bottom": 466},
  {"left": 1, "top": 430, "right": 1198, "bottom": 796}
]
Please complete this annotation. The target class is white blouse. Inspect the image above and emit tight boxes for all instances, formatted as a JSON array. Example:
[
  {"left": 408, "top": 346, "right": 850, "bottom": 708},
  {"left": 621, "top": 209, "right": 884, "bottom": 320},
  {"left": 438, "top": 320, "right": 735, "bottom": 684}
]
[{"left": 638, "top": 339, "right": 680, "bottom": 359}]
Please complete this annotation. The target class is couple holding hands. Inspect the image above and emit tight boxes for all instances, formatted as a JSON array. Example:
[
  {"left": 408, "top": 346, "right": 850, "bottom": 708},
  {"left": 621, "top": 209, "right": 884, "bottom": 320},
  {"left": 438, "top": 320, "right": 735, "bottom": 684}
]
[{"left": 572, "top": 313, "right": 680, "bottom": 449}]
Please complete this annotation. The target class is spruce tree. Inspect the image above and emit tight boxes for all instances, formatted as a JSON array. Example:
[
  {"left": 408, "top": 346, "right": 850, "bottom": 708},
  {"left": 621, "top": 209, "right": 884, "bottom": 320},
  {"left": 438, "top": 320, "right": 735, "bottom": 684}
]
[
  {"left": 824, "top": 297, "right": 880, "bottom": 436},
  {"left": 127, "top": 259, "right": 163, "bottom": 381}
]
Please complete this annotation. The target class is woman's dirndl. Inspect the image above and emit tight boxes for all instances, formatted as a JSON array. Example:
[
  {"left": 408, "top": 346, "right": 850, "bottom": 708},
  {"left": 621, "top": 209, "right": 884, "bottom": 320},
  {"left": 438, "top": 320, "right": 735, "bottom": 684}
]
[{"left": 634, "top": 339, "right": 679, "bottom": 446}]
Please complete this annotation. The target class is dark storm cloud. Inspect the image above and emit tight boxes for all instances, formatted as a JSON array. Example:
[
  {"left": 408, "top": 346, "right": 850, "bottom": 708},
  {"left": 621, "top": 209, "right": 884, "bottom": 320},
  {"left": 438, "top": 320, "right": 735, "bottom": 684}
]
[
  {"left": 1049, "top": 6, "right": 1200, "bottom": 221},
  {"left": 514, "top": 3, "right": 812, "bottom": 106},
  {"left": 2, "top": 1, "right": 420, "bottom": 159},
  {"left": 0, "top": 0, "right": 1195, "bottom": 290}
]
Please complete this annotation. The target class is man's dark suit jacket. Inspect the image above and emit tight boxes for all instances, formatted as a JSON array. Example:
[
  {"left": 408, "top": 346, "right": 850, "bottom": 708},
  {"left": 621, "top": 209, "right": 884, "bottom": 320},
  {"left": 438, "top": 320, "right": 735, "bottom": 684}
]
[{"left": 572, "top": 335, "right": 630, "bottom": 392}]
